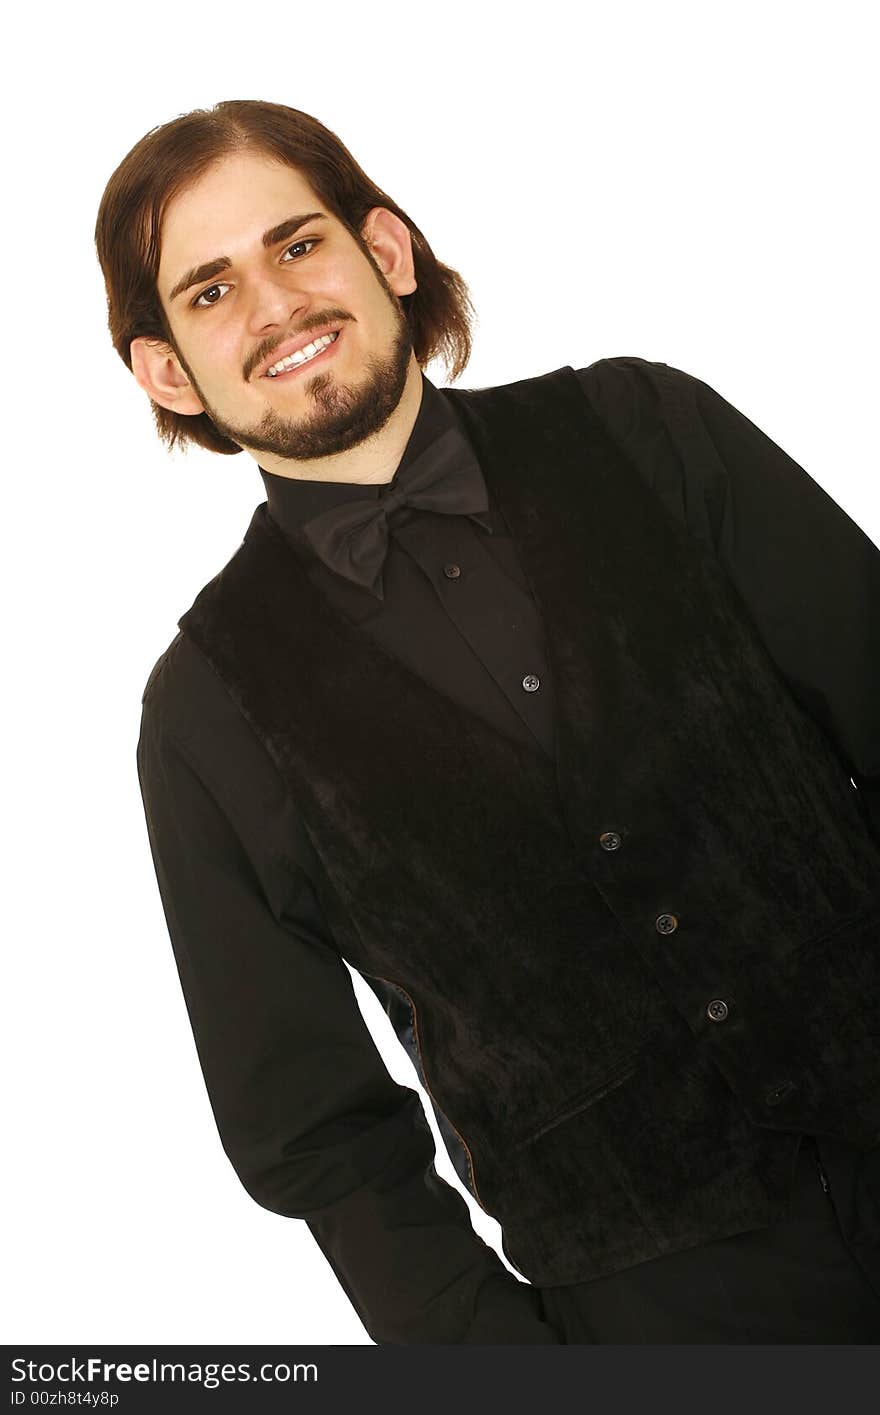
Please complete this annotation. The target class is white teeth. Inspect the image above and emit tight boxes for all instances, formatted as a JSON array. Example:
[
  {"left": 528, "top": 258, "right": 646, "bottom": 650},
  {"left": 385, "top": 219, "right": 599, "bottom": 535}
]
[{"left": 266, "top": 331, "right": 338, "bottom": 377}]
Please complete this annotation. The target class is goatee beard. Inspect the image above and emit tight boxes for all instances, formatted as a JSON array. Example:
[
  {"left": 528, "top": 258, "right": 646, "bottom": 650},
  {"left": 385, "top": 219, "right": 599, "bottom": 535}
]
[{"left": 187, "top": 318, "right": 414, "bottom": 462}]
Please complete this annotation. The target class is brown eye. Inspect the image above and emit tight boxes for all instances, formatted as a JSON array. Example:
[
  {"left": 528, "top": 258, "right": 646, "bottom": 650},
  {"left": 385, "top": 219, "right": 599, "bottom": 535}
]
[
  {"left": 281, "top": 239, "right": 319, "bottom": 261},
  {"left": 193, "top": 282, "right": 231, "bottom": 309}
]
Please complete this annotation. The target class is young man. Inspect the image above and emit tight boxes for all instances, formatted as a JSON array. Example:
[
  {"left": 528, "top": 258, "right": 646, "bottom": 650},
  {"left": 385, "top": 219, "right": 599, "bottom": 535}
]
[{"left": 96, "top": 99, "right": 880, "bottom": 1344}]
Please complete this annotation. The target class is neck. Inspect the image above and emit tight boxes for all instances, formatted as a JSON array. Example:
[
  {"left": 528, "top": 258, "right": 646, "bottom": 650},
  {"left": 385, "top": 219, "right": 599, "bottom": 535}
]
[{"left": 249, "top": 356, "right": 425, "bottom": 486}]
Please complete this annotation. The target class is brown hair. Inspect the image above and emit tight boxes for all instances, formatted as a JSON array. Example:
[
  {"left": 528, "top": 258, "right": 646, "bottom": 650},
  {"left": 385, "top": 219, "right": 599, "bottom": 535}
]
[{"left": 94, "top": 99, "right": 475, "bottom": 455}]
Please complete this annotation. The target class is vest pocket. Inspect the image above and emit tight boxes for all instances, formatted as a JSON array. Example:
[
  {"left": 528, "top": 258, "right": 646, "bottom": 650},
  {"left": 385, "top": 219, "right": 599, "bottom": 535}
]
[
  {"left": 362, "top": 970, "right": 488, "bottom": 1210},
  {"left": 512, "top": 1046, "right": 647, "bottom": 1151}
]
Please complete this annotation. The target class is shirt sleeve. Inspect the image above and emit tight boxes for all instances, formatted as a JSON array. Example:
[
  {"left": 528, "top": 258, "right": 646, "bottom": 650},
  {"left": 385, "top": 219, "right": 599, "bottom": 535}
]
[
  {"left": 577, "top": 357, "right": 880, "bottom": 847},
  {"left": 135, "top": 675, "right": 561, "bottom": 1345}
]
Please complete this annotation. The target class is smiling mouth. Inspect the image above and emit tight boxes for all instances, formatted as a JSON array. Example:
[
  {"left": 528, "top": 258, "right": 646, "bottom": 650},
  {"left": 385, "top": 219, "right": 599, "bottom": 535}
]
[{"left": 263, "top": 329, "right": 342, "bottom": 379}]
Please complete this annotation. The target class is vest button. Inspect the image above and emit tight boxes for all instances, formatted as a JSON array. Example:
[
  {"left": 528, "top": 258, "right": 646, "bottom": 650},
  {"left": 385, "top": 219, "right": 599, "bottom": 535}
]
[
  {"left": 655, "top": 912, "right": 678, "bottom": 934},
  {"left": 522, "top": 674, "right": 541, "bottom": 692},
  {"left": 706, "top": 998, "right": 730, "bottom": 1022},
  {"left": 443, "top": 563, "right": 461, "bottom": 579},
  {"left": 599, "top": 831, "right": 622, "bottom": 851}
]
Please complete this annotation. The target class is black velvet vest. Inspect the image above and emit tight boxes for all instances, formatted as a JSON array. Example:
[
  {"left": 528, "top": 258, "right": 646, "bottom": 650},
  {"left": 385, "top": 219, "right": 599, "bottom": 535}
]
[{"left": 178, "top": 365, "right": 880, "bottom": 1285}]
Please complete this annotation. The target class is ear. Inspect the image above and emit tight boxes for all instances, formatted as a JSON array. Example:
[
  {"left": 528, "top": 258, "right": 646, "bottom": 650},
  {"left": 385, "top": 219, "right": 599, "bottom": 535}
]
[
  {"left": 129, "top": 337, "right": 205, "bottom": 416},
  {"left": 360, "top": 207, "right": 418, "bottom": 298}
]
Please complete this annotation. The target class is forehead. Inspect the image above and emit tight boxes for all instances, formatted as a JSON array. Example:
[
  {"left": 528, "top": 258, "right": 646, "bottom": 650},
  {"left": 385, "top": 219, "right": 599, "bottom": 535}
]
[{"left": 157, "top": 151, "right": 326, "bottom": 290}]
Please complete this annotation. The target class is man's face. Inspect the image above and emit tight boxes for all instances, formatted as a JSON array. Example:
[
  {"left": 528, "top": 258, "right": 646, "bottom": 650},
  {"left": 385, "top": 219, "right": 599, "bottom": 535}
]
[{"left": 151, "top": 150, "right": 417, "bottom": 462}]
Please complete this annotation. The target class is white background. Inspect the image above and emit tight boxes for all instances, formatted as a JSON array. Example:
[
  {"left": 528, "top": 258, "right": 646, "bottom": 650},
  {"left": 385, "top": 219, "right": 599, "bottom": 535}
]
[{"left": 4, "top": 0, "right": 878, "bottom": 1347}]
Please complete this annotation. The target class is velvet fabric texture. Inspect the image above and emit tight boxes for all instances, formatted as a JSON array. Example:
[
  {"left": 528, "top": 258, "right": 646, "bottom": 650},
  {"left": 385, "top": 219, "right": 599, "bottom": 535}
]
[{"left": 177, "top": 364, "right": 880, "bottom": 1286}]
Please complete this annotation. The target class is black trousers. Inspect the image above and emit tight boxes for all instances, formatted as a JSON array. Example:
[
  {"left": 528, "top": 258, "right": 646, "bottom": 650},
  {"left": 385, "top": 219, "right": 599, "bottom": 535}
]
[{"left": 536, "top": 1135, "right": 880, "bottom": 1342}]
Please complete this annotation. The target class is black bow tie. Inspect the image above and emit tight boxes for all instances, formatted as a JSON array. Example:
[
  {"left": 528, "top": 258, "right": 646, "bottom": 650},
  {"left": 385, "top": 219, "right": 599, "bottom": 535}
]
[{"left": 299, "top": 427, "right": 492, "bottom": 599}]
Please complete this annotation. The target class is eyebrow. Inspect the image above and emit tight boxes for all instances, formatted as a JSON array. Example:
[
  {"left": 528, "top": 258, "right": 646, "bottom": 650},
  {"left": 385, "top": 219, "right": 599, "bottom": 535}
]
[{"left": 168, "top": 212, "right": 329, "bottom": 303}]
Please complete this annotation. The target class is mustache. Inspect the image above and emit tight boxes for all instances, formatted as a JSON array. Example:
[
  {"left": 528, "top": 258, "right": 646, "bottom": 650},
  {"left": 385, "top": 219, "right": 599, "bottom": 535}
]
[{"left": 244, "top": 312, "right": 351, "bottom": 381}]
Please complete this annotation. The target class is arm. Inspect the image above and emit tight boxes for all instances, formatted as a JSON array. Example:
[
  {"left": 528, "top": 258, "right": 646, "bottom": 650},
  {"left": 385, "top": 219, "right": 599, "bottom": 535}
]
[
  {"left": 579, "top": 357, "right": 880, "bottom": 846},
  {"left": 135, "top": 656, "right": 560, "bottom": 1345}
]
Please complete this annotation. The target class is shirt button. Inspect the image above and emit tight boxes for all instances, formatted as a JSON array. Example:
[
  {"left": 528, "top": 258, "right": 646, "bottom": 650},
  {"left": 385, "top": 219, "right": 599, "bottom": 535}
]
[
  {"left": 599, "top": 831, "right": 622, "bottom": 851},
  {"left": 522, "top": 674, "right": 541, "bottom": 692},
  {"left": 655, "top": 913, "right": 678, "bottom": 934},
  {"left": 443, "top": 563, "right": 461, "bottom": 579},
  {"left": 706, "top": 999, "right": 730, "bottom": 1022}
]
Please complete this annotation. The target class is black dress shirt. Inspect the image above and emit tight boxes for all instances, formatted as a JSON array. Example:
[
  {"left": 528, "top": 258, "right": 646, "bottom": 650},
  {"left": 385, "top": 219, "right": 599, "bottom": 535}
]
[{"left": 136, "top": 358, "right": 880, "bottom": 1344}]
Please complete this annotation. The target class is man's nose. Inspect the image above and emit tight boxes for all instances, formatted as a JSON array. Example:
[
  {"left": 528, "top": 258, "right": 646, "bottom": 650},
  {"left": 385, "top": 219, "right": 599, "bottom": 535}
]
[{"left": 244, "top": 269, "right": 309, "bottom": 333}]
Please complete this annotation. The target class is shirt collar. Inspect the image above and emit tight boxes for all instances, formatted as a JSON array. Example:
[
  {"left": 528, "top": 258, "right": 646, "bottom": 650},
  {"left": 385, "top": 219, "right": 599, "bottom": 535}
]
[{"left": 258, "top": 371, "right": 492, "bottom": 546}]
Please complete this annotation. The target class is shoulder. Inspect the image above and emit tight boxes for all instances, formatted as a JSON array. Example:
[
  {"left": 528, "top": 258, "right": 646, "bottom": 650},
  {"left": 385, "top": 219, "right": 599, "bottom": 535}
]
[
  {"left": 573, "top": 356, "right": 736, "bottom": 551},
  {"left": 140, "top": 629, "right": 235, "bottom": 747},
  {"left": 138, "top": 630, "right": 269, "bottom": 807},
  {"left": 449, "top": 357, "right": 709, "bottom": 444},
  {"left": 138, "top": 627, "right": 322, "bottom": 888},
  {"left": 573, "top": 355, "right": 712, "bottom": 440}
]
